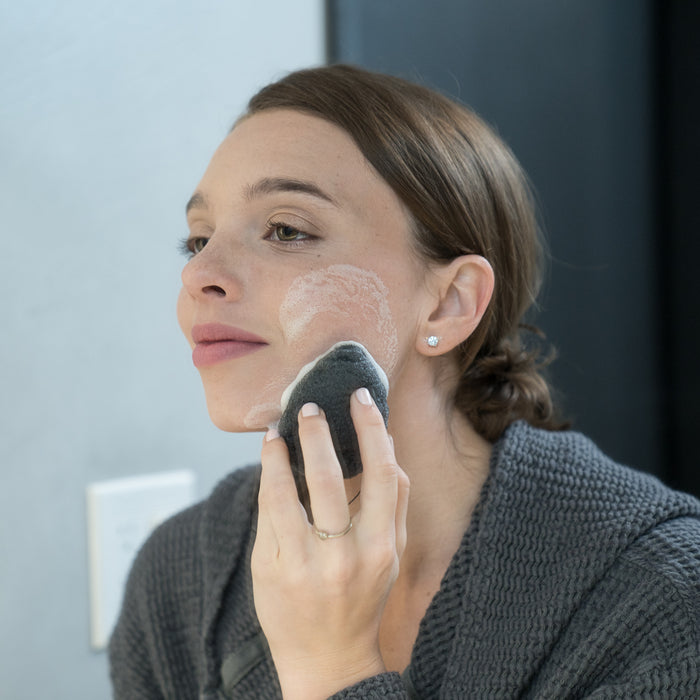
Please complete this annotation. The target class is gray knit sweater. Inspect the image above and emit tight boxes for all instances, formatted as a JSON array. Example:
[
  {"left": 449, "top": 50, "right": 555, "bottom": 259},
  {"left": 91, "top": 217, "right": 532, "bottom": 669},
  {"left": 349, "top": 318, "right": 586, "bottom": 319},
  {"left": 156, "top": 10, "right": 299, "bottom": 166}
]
[{"left": 109, "top": 422, "right": 700, "bottom": 698}]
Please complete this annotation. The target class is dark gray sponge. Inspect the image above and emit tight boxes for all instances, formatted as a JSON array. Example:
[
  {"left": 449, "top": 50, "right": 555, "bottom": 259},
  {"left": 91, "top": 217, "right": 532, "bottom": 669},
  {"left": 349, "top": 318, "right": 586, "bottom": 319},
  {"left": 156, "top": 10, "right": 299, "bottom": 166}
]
[{"left": 277, "top": 341, "right": 389, "bottom": 484}]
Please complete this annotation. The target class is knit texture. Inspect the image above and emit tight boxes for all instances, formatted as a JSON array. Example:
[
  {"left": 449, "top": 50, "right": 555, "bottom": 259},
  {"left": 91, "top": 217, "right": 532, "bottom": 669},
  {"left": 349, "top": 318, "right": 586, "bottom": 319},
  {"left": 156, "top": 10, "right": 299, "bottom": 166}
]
[{"left": 110, "top": 422, "right": 700, "bottom": 698}]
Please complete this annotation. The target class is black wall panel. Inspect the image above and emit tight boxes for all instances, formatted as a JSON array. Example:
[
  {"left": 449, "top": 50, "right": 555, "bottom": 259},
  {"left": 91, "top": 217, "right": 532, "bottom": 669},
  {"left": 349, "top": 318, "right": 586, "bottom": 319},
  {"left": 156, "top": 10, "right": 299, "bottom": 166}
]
[
  {"left": 658, "top": 1, "right": 700, "bottom": 495},
  {"left": 327, "top": 0, "right": 698, "bottom": 495}
]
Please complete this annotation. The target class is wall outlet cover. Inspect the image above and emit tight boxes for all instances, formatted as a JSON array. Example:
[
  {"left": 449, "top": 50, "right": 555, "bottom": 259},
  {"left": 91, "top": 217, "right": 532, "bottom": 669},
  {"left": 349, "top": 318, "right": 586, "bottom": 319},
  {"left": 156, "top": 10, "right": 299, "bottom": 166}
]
[{"left": 86, "top": 470, "right": 196, "bottom": 650}]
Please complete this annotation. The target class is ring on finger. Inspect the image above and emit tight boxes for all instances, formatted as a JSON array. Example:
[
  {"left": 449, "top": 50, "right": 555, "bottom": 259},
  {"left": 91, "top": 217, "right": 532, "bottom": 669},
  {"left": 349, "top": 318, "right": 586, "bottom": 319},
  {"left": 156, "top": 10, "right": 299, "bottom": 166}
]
[{"left": 312, "top": 518, "right": 353, "bottom": 541}]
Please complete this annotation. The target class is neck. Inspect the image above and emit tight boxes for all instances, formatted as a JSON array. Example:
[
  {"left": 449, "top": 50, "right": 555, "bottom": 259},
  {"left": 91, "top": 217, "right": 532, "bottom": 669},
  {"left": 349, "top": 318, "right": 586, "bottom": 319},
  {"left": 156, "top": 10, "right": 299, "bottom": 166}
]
[
  {"left": 374, "top": 367, "right": 491, "bottom": 673},
  {"left": 387, "top": 372, "right": 492, "bottom": 585}
]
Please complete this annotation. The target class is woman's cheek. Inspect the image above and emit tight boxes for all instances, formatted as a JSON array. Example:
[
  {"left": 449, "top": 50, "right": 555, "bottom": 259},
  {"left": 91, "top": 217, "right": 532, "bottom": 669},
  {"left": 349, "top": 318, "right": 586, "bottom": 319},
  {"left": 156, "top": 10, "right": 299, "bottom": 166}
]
[
  {"left": 278, "top": 264, "right": 399, "bottom": 373},
  {"left": 242, "top": 264, "right": 399, "bottom": 430}
]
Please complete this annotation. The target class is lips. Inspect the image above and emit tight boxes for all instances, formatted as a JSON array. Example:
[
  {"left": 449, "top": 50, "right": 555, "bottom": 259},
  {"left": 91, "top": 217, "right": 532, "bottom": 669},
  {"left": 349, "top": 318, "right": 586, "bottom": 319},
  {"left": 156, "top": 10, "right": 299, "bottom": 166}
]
[{"left": 191, "top": 323, "right": 268, "bottom": 368}]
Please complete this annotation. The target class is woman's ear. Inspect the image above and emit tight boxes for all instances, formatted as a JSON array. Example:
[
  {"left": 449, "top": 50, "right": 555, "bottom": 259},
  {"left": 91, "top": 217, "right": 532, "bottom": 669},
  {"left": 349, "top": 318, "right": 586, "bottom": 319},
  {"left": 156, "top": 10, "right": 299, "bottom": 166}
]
[{"left": 417, "top": 255, "right": 494, "bottom": 355}]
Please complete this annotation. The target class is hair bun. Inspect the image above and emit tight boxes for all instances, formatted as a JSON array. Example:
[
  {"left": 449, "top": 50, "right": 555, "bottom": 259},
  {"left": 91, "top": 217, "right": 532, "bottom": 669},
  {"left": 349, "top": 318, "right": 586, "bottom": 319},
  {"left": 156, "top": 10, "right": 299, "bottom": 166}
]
[{"left": 456, "top": 326, "right": 568, "bottom": 442}]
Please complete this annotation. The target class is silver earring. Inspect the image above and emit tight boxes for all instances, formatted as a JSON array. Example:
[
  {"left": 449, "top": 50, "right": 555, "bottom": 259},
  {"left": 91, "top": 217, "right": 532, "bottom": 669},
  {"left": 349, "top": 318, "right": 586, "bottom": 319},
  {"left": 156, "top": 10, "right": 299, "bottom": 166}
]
[{"left": 426, "top": 335, "right": 439, "bottom": 348}]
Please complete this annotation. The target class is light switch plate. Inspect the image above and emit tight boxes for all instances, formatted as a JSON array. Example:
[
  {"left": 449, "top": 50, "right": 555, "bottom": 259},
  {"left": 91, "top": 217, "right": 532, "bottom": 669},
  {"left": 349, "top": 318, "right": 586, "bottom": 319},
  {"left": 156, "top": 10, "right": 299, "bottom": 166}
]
[{"left": 86, "top": 470, "right": 196, "bottom": 650}]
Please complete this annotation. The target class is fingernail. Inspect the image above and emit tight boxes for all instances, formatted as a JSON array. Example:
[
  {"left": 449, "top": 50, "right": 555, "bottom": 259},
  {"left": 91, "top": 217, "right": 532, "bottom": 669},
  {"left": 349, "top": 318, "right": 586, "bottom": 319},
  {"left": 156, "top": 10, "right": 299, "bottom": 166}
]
[
  {"left": 265, "top": 428, "right": 280, "bottom": 442},
  {"left": 301, "top": 402, "right": 320, "bottom": 417},
  {"left": 355, "top": 387, "right": 373, "bottom": 406}
]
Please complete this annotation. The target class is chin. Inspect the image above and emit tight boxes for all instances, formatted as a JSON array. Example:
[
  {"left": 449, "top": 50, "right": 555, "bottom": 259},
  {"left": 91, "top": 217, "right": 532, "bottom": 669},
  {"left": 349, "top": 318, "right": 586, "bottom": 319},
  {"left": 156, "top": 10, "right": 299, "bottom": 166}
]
[
  {"left": 206, "top": 400, "right": 279, "bottom": 434},
  {"left": 207, "top": 411, "right": 261, "bottom": 434}
]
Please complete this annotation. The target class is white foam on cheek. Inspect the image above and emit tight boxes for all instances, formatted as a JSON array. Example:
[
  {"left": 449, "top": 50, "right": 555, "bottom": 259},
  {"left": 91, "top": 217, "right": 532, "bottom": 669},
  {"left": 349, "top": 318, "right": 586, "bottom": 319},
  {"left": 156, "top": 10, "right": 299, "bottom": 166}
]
[
  {"left": 243, "top": 400, "right": 282, "bottom": 430},
  {"left": 242, "top": 372, "right": 297, "bottom": 430},
  {"left": 278, "top": 264, "right": 399, "bottom": 374},
  {"left": 242, "top": 264, "right": 399, "bottom": 431}
]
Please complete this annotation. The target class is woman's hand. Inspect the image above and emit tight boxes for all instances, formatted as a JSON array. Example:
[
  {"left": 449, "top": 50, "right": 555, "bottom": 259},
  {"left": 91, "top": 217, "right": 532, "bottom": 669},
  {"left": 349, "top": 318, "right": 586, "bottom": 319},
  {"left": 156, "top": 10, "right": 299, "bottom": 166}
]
[{"left": 251, "top": 388, "right": 410, "bottom": 700}]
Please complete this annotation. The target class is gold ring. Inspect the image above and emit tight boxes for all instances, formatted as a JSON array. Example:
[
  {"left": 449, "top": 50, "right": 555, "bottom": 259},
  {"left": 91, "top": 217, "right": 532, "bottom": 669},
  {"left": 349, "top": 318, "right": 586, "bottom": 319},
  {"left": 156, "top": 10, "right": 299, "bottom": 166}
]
[{"left": 312, "top": 519, "right": 353, "bottom": 540}]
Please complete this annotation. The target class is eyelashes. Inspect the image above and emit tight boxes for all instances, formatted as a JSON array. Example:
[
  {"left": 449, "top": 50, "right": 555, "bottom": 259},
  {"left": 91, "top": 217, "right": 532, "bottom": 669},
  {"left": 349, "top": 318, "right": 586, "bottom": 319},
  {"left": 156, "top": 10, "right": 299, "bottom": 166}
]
[
  {"left": 178, "top": 236, "right": 207, "bottom": 258},
  {"left": 179, "top": 219, "right": 316, "bottom": 259}
]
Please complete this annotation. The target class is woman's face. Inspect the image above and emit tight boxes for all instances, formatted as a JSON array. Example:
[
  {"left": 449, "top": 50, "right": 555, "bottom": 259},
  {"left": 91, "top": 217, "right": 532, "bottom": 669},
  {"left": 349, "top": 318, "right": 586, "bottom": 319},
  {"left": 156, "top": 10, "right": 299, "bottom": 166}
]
[{"left": 177, "top": 109, "right": 428, "bottom": 431}]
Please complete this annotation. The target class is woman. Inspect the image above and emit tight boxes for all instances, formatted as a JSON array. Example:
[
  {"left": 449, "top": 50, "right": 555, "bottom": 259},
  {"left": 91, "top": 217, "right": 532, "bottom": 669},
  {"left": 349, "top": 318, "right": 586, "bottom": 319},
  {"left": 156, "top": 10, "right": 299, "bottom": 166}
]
[{"left": 110, "top": 65, "right": 700, "bottom": 698}]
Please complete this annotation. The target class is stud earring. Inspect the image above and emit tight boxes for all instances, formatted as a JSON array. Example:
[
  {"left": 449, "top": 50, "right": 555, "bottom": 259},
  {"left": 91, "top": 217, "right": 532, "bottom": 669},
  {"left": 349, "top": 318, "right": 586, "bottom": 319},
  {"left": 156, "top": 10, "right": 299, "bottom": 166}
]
[{"left": 426, "top": 335, "right": 439, "bottom": 348}]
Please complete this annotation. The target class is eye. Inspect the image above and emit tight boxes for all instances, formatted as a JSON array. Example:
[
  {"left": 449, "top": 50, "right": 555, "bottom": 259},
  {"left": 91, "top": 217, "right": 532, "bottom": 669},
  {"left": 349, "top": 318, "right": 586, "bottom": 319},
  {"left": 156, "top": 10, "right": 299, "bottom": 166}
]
[
  {"left": 190, "top": 237, "right": 208, "bottom": 253},
  {"left": 266, "top": 222, "right": 309, "bottom": 242},
  {"left": 178, "top": 236, "right": 209, "bottom": 258}
]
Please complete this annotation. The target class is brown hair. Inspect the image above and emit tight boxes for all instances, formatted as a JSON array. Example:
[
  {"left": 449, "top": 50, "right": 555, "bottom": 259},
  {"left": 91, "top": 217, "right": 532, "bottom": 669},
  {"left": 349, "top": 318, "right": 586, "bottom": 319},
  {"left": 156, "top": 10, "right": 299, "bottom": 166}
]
[{"left": 245, "top": 64, "right": 567, "bottom": 441}]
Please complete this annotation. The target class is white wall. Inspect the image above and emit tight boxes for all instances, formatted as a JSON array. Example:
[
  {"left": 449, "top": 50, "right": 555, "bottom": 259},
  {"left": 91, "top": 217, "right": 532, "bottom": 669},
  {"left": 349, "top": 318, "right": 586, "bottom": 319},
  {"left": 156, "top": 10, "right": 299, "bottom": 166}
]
[{"left": 0, "top": 2, "right": 325, "bottom": 697}]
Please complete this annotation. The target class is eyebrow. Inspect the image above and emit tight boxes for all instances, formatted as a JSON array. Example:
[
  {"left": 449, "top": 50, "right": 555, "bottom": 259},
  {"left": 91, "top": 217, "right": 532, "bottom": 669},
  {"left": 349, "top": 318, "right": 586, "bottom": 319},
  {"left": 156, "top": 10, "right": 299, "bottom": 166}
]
[
  {"left": 244, "top": 177, "right": 339, "bottom": 207},
  {"left": 185, "top": 177, "right": 339, "bottom": 218},
  {"left": 185, "top": 191, "right": 207, "bottom": 216}
]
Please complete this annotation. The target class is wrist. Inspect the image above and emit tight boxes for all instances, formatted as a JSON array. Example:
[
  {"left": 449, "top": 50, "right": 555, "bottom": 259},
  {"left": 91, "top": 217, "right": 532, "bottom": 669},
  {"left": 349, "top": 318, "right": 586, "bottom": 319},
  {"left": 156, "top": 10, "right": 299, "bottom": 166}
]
[{"left": 276, "top": 652, "right": 387, "bottom": 700}]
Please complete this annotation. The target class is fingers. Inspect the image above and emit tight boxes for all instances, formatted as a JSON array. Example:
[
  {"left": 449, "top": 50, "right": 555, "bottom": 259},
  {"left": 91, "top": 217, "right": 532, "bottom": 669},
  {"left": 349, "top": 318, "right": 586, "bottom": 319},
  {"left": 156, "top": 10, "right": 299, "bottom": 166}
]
[
  {"left": 350, "top": 389, "right": 407, "bottom": 538},
  {"left": 297, "top": 403, "right": 350, "bottom": 536},
  {"left": 394, "top": 466, "right": 410, "bottom": 557},
  {"left": 258, "top": 429, "right": 308, "bottom": 554},
  {"left": 259, "top": 390, "right": 409, "bottom": 553}
]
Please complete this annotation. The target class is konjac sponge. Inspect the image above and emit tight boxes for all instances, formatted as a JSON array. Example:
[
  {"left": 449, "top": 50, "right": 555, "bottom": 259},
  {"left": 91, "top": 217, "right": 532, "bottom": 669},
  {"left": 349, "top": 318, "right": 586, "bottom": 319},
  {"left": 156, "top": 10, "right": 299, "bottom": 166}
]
[{"left": 277, "top": 341, "right": 389, "bottom": 483}]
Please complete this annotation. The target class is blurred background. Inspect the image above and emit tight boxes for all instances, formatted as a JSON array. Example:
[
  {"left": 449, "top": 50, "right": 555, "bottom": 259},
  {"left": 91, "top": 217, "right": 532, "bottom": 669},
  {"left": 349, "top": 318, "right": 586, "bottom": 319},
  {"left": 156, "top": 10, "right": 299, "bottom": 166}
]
[
  {"left": 1, "top": 1, "right": 697, "bottom": 697},
  {"left": 1, "top": 2, "right": 324, "bottom": 697}
]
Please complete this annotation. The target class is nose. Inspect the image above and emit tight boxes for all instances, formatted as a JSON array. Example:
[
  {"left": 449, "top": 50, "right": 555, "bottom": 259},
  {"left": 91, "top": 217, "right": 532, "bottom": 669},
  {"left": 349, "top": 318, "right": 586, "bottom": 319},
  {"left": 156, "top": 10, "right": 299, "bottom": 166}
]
[{"left": 180, "top": 236, "right": 243, "bottom": 301}]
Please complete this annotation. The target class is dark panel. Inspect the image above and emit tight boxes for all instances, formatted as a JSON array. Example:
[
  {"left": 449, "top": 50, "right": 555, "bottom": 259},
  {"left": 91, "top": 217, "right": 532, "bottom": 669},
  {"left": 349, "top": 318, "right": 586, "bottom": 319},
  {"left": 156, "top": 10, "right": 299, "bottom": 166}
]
[
  {"left": 658, "top": 0, "right": 700, "bottom": 494},
  {"left": 328, "top": 0, "right": 661, "bottom": 476}
]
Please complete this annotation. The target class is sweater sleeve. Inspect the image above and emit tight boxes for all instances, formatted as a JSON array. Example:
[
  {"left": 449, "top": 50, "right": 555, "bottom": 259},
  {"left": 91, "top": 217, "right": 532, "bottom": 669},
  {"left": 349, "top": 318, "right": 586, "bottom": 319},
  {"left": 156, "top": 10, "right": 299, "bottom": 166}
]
[
  {"left": 585, "top": 651, "right": 700, "bottom": 699},
  {"left": 328, "top": 672, "right": 409, "bottom": 699},
  {"left": 109, "top": 585, "right": 166, "bottom": 700},
  {"left": 583, "top": 532, "right": 700, "bottom": 698},
  {"left": 109, "top": 537, "right": 168, "bottom": 700},
  {"left": 109, "top": 502, "right": 205, "bottom": 700},
  {"left": 528, "top": 517, "right": 700, "bottom": 698}
]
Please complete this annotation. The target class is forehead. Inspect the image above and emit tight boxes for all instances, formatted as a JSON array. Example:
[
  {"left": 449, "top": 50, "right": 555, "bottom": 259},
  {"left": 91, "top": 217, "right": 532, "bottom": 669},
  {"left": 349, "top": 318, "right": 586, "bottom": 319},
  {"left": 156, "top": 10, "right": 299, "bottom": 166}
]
[
  {"left": 195, "top": 109, "right": 405, "bottom": 222},
  {"left": 218, "top": 108, "right": 366, "bottom": 174}
]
